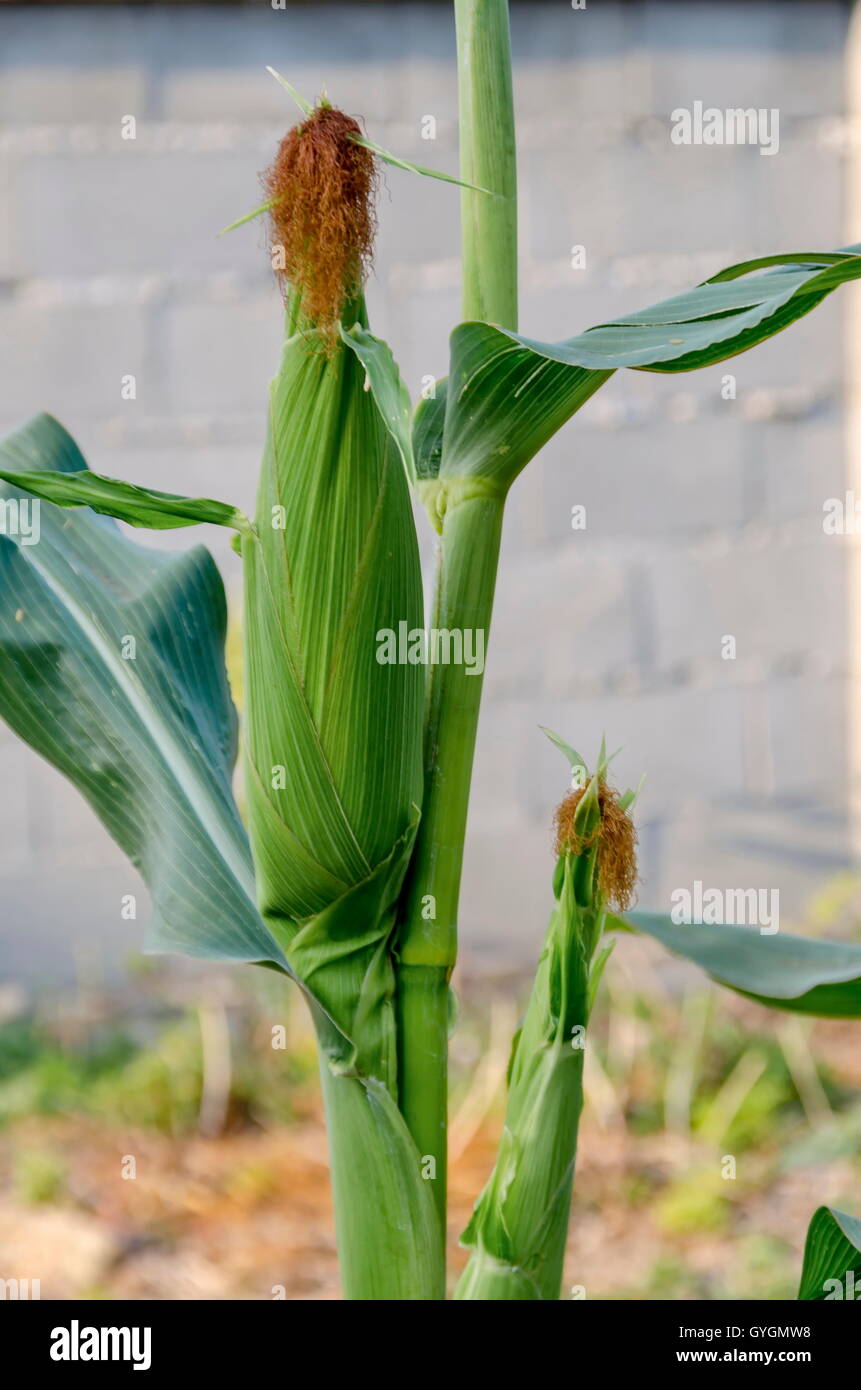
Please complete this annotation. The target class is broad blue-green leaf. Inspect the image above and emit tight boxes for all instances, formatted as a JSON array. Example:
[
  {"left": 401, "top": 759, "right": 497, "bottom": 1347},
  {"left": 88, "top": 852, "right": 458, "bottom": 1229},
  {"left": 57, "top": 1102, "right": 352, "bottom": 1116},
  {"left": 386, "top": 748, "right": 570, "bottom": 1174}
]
[
  {"left": 0, "top": 413, "right": 278, "bottom": 971},
  {"left": 0, "top": 466, "right": 250, "bottom": 533},
  {"left": 623, "top": 911, "right": 861, "bottom": 1018},
  {"left": 441, "top": 249, "right": 861, "bottom": 488},
  {"left": 441, "top": 321, "right": 610, "bottom": 485},
  {"left": 798, "top": 1206, "right": 861, "bottom": 1300}
]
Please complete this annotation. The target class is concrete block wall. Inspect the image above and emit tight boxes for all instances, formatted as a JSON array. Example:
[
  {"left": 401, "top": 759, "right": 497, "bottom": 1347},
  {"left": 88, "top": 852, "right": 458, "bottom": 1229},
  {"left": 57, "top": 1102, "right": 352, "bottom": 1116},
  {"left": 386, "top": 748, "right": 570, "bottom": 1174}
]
[{"left": 0, "top": 2, "right": 853, "bottom": 984}]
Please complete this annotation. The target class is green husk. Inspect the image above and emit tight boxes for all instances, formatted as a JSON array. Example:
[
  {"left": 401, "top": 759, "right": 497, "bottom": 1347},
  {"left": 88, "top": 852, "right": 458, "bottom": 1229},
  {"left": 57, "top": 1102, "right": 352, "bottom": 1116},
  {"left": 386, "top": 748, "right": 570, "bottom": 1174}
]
[
  {"left": 455, "top": 859, "right": 594, "bottom": 1300},
  {"left": 242, "top": 307, "right": 424, "bottom": 1082},
  {"left": 240, "top": 290, "right": 434, "bottom": 1293},
  {"left": 456, "top": 760, "right": 636, "bottom": 1300}
]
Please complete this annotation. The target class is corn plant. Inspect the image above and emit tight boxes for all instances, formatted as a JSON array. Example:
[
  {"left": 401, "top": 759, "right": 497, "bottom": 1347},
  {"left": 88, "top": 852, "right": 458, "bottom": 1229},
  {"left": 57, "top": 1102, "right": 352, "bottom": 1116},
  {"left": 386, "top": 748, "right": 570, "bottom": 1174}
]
[{"left": 4, "top": 0, "right": 861, "bottom": 1300}]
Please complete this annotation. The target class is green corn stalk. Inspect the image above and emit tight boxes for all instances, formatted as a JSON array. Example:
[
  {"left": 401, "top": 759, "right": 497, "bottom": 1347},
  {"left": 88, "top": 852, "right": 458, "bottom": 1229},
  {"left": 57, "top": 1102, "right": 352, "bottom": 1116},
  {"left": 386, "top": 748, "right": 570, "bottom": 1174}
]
[{"left": 394, "top": 0, "right": 519, "bottom": 1245}]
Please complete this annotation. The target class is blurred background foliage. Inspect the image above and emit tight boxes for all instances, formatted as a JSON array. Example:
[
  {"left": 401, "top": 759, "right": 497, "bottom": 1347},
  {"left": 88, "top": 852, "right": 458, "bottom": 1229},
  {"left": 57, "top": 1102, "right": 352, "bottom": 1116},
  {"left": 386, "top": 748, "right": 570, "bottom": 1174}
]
[{"left": 2, "top": 876, "right": 859, "bottom": 1299}]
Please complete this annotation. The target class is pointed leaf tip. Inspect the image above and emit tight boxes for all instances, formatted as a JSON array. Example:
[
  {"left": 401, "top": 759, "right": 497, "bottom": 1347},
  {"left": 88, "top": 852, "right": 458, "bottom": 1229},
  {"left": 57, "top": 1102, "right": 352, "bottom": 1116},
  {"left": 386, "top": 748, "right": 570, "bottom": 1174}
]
[
  {"left": 350, "top": 134, "right": 498, "bottom": 197},
  {"left": 266, "top": 66, "right": 313, "bottom": 115},
  {"left": 218, "top": 198, "right": 276, "bottom": 237},
  {"left": 540, "top": 725, "right": 588, "bottom": 779}
]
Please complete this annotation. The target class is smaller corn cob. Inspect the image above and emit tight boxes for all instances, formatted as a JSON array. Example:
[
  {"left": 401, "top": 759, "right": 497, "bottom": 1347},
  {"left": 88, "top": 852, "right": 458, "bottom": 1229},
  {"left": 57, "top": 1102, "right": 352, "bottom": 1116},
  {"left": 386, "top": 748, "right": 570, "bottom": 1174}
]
[{"left": 456, "top": 737, "right": 640, "bottom": 1301}]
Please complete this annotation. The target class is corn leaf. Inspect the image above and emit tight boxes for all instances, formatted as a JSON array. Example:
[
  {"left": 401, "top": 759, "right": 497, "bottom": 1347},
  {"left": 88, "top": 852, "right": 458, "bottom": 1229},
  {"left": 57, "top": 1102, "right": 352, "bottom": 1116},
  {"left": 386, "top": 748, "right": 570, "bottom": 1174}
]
[
  {"left": 350, "top": 134, "right": 497, "bottom": 196},
  {"left": 412, "top": 380, "right": 447, "bottom": 482},
  {"left": 798, "top": 1207, "right": 861, "bottom": 1300},
  {"left": 440, "top": 249, "right": 861, "bottom": 489},
  {"left": 0, "top": 414, "right": 280, "bottom": 972},
  {"left": 219, "top": 198, "right": 276, "bottom": 237},
  {"left": 341, "top": 324, "right": 416, "bottom": 485},
  {"left": 540, "top": 724, "right": 587, "bottom": 777},
  {"left": 266, "top": 65, "right": 494, "bottom": 194},
  {"left": 620, "top": 911, "right": 861, "bottom": 1018},
  {"left": 265, "top": 66, "right": 313, "bottom": 115},
  {"left": 0, "top": 465, "right": 250, "bottom": 532}
]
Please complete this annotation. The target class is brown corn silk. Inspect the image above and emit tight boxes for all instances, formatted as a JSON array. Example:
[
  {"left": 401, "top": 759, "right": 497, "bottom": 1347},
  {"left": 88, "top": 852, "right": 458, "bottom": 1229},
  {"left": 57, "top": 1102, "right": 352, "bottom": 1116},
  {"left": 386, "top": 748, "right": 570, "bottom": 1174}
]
[
  {"left": 553, "top": 781, "right": 638, "bottom": 910},
  {"left": 263, "top": 104, "right": 377, "bottom": 333}
]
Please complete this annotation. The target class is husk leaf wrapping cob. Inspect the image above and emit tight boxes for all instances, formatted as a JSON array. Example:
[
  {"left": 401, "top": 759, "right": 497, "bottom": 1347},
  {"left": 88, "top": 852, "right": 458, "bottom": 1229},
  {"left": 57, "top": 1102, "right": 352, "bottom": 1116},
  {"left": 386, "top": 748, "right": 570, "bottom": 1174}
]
[
  {"left": 239, "top": 103, "right": 439, "bottom": 1297},
  {"left": 456, "top": 742, "right": 639, "bottom": 1300}
]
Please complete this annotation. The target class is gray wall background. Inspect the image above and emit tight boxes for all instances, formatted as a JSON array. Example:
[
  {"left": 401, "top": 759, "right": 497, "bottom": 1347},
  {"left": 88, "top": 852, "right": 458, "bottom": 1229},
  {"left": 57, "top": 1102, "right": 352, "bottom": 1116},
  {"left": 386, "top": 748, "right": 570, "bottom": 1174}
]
[{"left": 0, "top": 2, "right": 853, "bottom": 986}]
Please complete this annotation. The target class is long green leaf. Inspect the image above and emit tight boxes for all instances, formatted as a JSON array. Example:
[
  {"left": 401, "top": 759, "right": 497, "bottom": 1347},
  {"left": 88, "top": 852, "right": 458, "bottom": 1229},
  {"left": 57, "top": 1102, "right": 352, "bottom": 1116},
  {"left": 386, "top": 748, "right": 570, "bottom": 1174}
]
[
  {"left": 219, "top": 198, "right": 276, "bottom": 237},
  {"left": 350, "top": 134, "right": 497, "bottom": 196},
  {"left": 0, "top": 414, "right": 277, "bottom": 971},
  {"left": 440, "top": 249, "right": 861, "bottom": 489},
  {"left": 265, "top": 65, "right": 313, "bottom": 115},
  {"left": 0, "top": 466, "right": 250, "bottom": 533},
  {"left": 341, "top": 324, "right": 416, "bottom": 486},
  {"left": 622, "top": 911, "right": 861, "bottom": 1018},
  {"left": 798, "top": 1207, "right": 861, "bottom": 1300}
]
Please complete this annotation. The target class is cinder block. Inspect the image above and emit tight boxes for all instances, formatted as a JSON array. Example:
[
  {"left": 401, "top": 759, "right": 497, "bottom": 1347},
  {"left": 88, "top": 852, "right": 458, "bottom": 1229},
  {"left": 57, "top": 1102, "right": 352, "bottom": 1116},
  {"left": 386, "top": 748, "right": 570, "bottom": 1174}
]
[
  {"left": 467, "top": 698, "right": 536, "bottom": 835},
  {"left": 657, "top": 796, "right": 848, "bottom": 929},
  {"left": 17, "top": 150, "right": 267, "bottom": 278},
  {"left": 767, "top": 673, "right": 847, "bottom": 799},
  {"left": 489, "top": 541, "right": 641, "bottom": 696},
  {"left": 85, "top": 441, "right": 259, "bottom": 585},
  {"left": 374, "top": 152, "right": 462, "bottom": 268},
  {"left": 0, "top": 300, "right": 147, "bottom": 423},
  {"left": 25, "top": 753, "right": 124, "bottom": 868},
  {"left": 382, "top": 283, "right": 461, "bottom": 400},
  {"left": 644, "top": 3, "right": 846, "bottom": 118},
  {"left": 537, "top": 417, "right": 750, "bottom": 543},
  {"left": 728, "top": 293, "right": 842, "bottom": 392},
  {"left": 759, "top": 420, "right": 844, "bottom": 524},
  {"left": 0, "top": 156, "right": 17, "bottom": 280},
  {"left": 458, "top": 823, "right": 554, "bottom": 964},
  {"left": 750, "top": 139, "right": 842, "bottom": 248},
  {"left": 649, "top": 530, "right": 845, "bottom": 672},
  {"left": 0, "top": 67, "right": 147, "bottom": 124},
  {"left": 161, "top": 297, "right": 281, "bottom": 415},
  {"left": 522, "top": 140, "right": 758, "bottom": 263},
  {"left": 0, "top": 867, "right": 148, "bottom": 988},
  {"left": 0, "top": 745, "right": 31, "bottom": 874},
  {"left": 153, "top": 4, "right": 458, "bottom": 123},
  {"left": 495, "top": 682, "right": 746, "bottom": 834}
]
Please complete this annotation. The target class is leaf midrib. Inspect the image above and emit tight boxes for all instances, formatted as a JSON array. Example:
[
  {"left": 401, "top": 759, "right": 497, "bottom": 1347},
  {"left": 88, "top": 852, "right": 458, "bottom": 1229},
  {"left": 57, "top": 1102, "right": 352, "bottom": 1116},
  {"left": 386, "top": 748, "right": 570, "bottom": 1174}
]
[{"left": 22, "top": 537, "right": 258, "bottom": 905}]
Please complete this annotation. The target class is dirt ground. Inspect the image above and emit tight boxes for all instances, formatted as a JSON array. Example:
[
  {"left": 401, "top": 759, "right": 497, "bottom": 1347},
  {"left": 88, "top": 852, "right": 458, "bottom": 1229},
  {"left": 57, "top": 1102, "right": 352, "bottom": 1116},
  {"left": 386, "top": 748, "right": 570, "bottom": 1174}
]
[
  {"left": 0, "top": 1093, "right": 854, "bottom": 1301},
  {"left": 2, "top": 944, "right": 859, "bottom": 1301}
]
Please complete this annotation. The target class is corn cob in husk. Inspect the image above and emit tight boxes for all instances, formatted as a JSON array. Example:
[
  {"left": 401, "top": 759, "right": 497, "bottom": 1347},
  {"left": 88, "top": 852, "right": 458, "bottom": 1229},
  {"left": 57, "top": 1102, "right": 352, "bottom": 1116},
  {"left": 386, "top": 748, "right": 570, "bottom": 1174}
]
[
  {"left": 241, "top": 105, "right": 438, "bottom": 1297},
  {"left": 456, "top": 744, "right": 639, "bottom": 1300}
]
